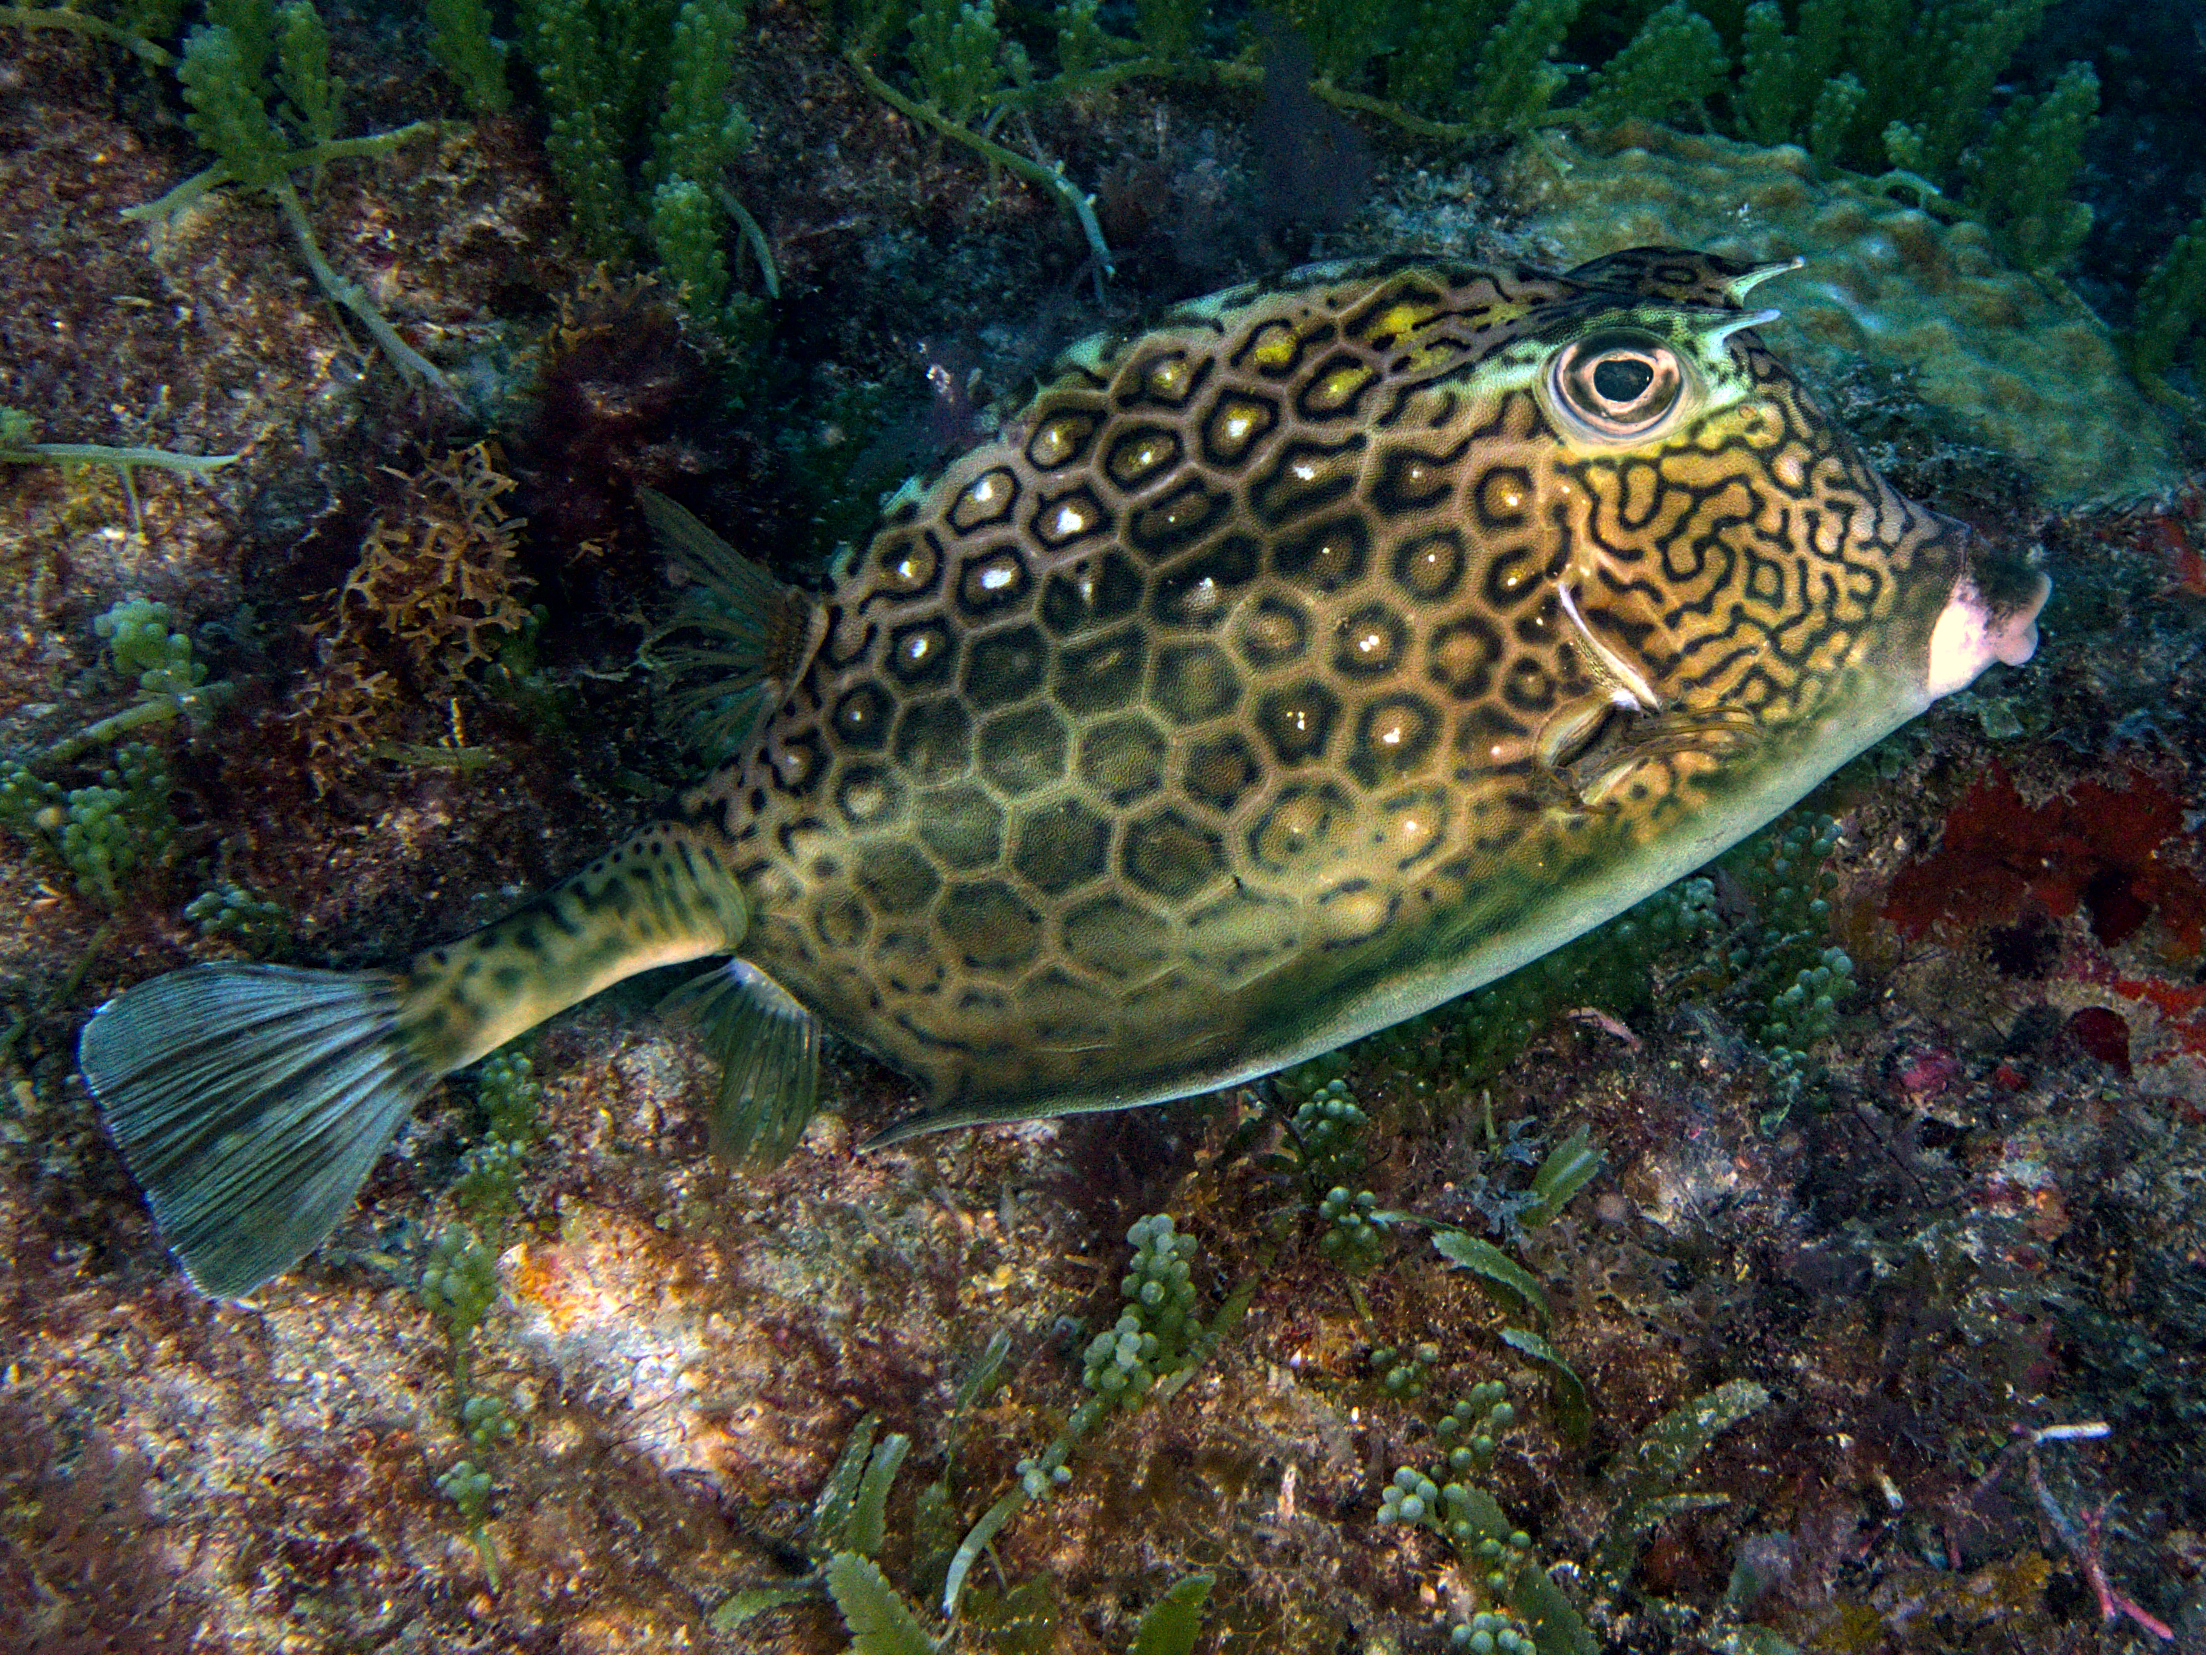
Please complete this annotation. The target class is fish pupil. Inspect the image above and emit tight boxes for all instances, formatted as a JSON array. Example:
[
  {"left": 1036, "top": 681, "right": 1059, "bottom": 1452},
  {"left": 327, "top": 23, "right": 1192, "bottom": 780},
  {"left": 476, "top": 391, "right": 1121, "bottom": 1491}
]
[{"left": 1593, "top": 357, "right": 1654, "bottom": 403}]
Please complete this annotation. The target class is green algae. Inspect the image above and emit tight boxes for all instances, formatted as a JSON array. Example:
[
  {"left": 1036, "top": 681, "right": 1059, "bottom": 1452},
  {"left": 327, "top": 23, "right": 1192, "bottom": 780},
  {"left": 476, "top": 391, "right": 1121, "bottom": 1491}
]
[
  {"left": 1375, "top": 1380, "right": 1597, "bottom": 1655},
  {"left": 183, "top": 882, "right": 292, "bottom": 955},
  {"left": 516, "top": 0, "right": 767, "bottom": 345},
  {"left": 0, "top": 410, "right": 239, "bottom": 532},
  {"left": 1595, "top": 1378, "right": 1770, "bottom": 1585},
  {"left": 1, "top": 688, "right": 187, "bottom": 910},
  {"left": 425, "top": 0, "right": 510, "bottom": 115},
  {"left": 1577, "top": 2, "right": 1728, "bottom": 131},
  {"left": 2131, "top": 207, "right": 2206, "bottom": 391}
]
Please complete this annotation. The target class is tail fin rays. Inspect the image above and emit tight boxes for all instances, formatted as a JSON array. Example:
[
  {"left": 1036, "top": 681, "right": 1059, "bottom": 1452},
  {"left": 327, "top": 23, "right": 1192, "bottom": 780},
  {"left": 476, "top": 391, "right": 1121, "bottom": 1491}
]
[
  {"left": 662, "top": 959, "right": 821, "bottom": 1166},
  {"left": 79, "top": 964, "right": 435, "bottom": 1297}
]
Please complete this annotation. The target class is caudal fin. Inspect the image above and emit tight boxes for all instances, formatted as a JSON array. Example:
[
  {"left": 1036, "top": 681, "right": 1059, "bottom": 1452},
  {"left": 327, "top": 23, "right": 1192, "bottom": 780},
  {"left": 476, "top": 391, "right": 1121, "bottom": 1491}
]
[{"left": 79, "top": 964, "right": 435, "bottom": 1296}]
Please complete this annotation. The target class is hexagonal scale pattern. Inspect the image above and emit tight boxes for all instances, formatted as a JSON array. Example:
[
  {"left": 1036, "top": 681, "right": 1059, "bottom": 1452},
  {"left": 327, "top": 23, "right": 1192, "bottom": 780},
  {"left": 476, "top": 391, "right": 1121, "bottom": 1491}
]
[{"left": 703, "top": 250, "right": 1924, "bottom": 1121}]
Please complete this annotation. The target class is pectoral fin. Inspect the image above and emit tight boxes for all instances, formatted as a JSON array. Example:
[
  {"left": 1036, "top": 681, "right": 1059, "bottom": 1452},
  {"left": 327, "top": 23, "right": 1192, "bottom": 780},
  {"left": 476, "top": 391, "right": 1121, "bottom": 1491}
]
[
  {"left": 640, "top": 488, "right": 823, "bottom": 758},
  {"left": 1538, "top": 698, "right": 1757, "bottom": 813}
]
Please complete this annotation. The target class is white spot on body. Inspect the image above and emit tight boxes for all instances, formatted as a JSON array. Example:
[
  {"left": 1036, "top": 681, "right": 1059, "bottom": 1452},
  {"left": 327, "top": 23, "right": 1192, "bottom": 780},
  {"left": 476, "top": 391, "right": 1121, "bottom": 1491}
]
[{"left": 1177, "top": 574, "right": 1222, "bottom": 620}]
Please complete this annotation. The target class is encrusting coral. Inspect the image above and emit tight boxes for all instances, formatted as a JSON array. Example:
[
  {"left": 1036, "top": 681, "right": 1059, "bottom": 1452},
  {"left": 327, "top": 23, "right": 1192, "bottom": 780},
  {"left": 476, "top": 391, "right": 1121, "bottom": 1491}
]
[{"left": 1508, "top": 122, "right": 2184, "bottom": 503}]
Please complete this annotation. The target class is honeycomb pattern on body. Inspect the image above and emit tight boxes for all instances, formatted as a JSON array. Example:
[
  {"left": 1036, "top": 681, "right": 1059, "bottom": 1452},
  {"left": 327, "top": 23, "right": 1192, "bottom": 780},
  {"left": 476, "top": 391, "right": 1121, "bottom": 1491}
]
[{"left": 690, "top": 251, "right": 1973, "bottom": 1119}]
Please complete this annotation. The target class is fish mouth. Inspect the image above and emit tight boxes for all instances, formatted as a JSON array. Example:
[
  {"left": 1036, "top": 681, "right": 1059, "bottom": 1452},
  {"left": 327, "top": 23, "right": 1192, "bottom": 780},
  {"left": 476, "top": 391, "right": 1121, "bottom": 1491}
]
[{"left": 1924, "top": 543, "right": 2051, "bottom": 701}]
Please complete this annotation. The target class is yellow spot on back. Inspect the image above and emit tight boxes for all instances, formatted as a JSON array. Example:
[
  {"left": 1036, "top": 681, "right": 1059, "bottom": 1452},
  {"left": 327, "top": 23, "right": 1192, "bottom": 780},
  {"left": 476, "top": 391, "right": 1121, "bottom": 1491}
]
[
  {"left": 1374, "top": 301, "right": 1433, "bottom": 339},
  {"left": 1030, "top": 419, "right": 1084, "bottom": 466},
  {"left": 1249, "top": 323, "right": 1297, "bottom": 367},
  {"left": 1310, "top": 365, "right": 1373, "bottom": 410}
]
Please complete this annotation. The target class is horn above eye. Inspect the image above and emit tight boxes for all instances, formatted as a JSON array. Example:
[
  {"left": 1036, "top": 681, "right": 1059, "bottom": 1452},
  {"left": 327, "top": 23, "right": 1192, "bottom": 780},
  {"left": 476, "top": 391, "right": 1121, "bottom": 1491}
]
[{"left": 1545, "top": 331, "right": 1690, "bottom": 444}]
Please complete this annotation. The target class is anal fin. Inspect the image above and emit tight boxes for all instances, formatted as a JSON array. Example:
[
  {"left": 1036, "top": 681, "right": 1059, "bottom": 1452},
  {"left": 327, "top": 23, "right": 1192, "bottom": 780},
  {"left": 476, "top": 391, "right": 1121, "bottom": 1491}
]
[{"left": 661, "top": 959, "right": 822, "bottom": 1165}]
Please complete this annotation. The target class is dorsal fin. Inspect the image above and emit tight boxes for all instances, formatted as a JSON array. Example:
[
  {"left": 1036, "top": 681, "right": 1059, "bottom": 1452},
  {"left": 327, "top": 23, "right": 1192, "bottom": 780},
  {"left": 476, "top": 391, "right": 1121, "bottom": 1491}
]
[{"left": 640, "top": 489, "right": 825, "bottom": 760}]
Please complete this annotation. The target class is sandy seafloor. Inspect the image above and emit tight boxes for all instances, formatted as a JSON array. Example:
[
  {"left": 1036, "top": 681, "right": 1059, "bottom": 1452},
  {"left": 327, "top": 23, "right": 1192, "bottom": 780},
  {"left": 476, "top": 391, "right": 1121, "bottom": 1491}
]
[{"left": 4, "top": 3, "right": 2206, "bottom": 1651}]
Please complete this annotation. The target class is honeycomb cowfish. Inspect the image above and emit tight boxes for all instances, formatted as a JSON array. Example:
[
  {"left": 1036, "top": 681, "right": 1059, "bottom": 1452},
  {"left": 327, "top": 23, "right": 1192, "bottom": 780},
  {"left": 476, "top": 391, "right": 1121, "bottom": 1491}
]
[{"left": 80, "top": 248, "right": 2048, "bottom": 1295}]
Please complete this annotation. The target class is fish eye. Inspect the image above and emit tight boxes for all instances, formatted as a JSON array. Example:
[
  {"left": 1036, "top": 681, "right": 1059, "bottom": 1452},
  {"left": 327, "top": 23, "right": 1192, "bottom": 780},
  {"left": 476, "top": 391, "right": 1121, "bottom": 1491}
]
[{"left": 1545, "top": 332, "right": 1689, "bottom": 445}]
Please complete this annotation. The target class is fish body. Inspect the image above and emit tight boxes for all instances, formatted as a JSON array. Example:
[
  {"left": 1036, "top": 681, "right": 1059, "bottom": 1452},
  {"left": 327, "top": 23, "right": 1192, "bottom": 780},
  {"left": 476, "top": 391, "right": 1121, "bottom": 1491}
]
[
  {"left": 78, "top": 248, "right": 2049, "bottom": 1293},
  {"left": 687, "top": 246, "right": 2044, "bottom": 1130}
]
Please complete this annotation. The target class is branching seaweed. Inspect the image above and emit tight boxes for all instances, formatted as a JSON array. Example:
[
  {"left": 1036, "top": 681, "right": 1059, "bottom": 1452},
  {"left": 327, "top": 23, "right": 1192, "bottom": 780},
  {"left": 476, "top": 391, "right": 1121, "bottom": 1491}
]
[
  {"left": 0, "top": 407, "right": 240, "bottom": 534},
  {"left": 4, "top": 2, "right": 451, "bottom": 390},
  {"left": 515, "top": 0, "right": 770, "bottom": 341},
  {"left": 426, "top": 0, "right": 510, "bottom": 115},
  {"left": 1962, "top": 58, "right": 2098, "bottom": 270},
  {"left": 2129, "top": 208, "right": 2206, "bottom": 392},
  {"left": 150, "top": 3, "right": 452, "bottom": 392},
  {"left": 1595, "top": 1379, "right": 1771, "bottom": 1589}
]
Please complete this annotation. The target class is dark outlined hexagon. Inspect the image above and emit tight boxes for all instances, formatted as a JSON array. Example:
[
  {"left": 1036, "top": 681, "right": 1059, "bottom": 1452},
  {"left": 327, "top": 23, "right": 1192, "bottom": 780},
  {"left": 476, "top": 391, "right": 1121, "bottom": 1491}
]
[
  {"left": 1054, "top": 624, "right": 1147, "bottom": 716},
  {"left": 938, "top": 879, "right": 1044, "bottom": 974},
  {"left": 1077, "top": 715, "right": 1168, "bottom": 806},
  {"left": 1061, "top": 894, "right": 1174, "bottom": 982},
  {"left": 916, "top": 781, "right": 1005, "bottom": 871},
  {"left": 962, "top": 624, "right": 1051, "bottom": 710},
  {"left": 854, "top": 841, "right": 941, "bottom": 914},
  {"left": 1254, "top": 677, "right": 1341, "bottom": 766},
  {"left": 1181, "top": 732, "right": 1264, "bottom": 815},
  {"left": 1011, "top": 797, "right": 1112, "bottom": 895},
  {"left": 978, "top": 703, "right": 1070, "bottom": 797},
  {"left": 1148, "top": 641, "right": 1241, "bottom": 726},
  {"left": 892, "top": 697, "right": 974, "bottom": 783},
  {"left": 1123, "top": 808, "right": 1227, "bottom": 903}
]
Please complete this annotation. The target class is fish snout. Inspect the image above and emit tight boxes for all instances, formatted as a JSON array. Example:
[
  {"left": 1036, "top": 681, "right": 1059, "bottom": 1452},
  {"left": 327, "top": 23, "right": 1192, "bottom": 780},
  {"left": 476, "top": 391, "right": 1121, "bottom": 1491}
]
[{"left": 1923, "top": 545, "right": 2050, "bottom": 701}]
